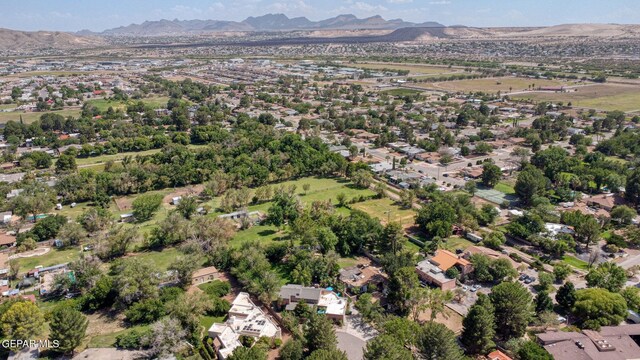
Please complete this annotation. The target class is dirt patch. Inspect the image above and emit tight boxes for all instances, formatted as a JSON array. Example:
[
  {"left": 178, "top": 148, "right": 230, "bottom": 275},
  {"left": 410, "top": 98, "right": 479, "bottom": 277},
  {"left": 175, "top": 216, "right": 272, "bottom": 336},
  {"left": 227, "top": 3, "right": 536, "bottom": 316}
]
[
  {"left": 85, "top": 310, "right": 127, "bottom": 338},
  {"left": 162, "top": 184, "right": 204, "bottom": 205},
  {"left": 8, "top": 247, "right": 50, "bottom": 259},
  {"left": 416, "top": 307, "right": 464, "bottom": 334},
  {"left": 114, "top": 197, "right": 134, "bottom": 212}
]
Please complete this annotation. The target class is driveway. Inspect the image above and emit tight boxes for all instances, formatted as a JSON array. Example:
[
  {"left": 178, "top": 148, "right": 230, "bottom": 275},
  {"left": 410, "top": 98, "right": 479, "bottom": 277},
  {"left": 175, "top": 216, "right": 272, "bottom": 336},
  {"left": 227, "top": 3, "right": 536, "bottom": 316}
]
[{"left": 336, "top": 331, "right": 366, "bottom": 360}]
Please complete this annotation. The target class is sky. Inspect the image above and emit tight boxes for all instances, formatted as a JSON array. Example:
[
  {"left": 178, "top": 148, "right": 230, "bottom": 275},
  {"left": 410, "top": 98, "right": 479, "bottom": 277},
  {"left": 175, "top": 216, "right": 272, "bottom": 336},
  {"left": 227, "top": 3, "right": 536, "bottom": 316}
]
[{"left": 2, "top": 0, "right": 639, "bottom": 32}]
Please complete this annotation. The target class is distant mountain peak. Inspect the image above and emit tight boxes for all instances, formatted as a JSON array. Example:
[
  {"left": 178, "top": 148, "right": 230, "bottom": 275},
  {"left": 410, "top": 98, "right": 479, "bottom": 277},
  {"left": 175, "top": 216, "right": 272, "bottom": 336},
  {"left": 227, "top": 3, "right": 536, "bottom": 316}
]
[{"left": 98, "top": 13, "right": 444, "bottom": 36}]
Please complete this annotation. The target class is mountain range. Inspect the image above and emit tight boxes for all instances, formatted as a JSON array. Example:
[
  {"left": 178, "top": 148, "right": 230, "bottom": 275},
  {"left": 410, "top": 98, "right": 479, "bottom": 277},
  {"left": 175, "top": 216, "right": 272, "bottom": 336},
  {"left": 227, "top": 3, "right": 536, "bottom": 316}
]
[{"left": 84, "top": 13, "right": 445, "bottom": 36}]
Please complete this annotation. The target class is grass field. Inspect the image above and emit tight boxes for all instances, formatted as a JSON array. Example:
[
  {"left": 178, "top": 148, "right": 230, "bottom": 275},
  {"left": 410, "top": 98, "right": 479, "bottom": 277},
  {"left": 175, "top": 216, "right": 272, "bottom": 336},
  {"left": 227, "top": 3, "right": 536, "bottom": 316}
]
[
  {"left": 494, "top": 182, "right": 516, "bottom": 195},
  {"left": 352, "top": 63, "right": 455, "bottom": 75},
  {"left": 444, "top": 236, "right": 474, "bottom": 252},
  {"left": 16, "top": 248, "right": 81, "bottom": 272},
  {"left": 0, "top": 109, "right": 81, "bottom": 124},
  {"left": 427, "top": 77, "right": 572, "bottom": 93},
  {"left": 381, "top": 88, "right": 424, "bottom": 97},
  {"left": 351, "top": 198, "right": 416, "bottom": 226},
  {"left": 512, "top": 84, "right": 640, "bottom": 112},
  {"left": 130, "top": 247, "right": 204, "bottom": 271},
  {"left": 562, "top": 255, "right": 590, "bottom": 270},
  {"left": 87, "top": 96, "right": 171, "bottom": 112}
]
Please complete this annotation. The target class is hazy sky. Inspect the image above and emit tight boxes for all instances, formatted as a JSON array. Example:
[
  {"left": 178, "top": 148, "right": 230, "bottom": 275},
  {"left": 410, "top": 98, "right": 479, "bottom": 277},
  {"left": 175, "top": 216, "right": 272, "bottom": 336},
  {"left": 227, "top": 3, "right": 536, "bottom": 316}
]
[{"left": 2, "top": 0, "right": 639, "bottom": 32}]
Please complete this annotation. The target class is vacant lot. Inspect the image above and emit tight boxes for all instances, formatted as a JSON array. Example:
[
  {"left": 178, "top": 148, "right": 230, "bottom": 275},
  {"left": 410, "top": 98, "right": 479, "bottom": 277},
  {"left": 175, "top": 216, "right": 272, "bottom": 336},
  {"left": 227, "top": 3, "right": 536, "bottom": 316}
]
[
  {"left": 351, "top": 198, "right": 415, "bottom": 227},
  {"left": 16, "top": 247, "right": 81, "bottom": 273},
  {"left": 0, "top": 109, "right": 81, "bottom": 124},
  {"left": 87, "top": 96, "right": 170, "bottom": 112},
  {"left": 428, "top": 77, "right": 572, "bottom": 93},
  {"left": 512, "top": 84, "right": 640, "bottom": 112}
]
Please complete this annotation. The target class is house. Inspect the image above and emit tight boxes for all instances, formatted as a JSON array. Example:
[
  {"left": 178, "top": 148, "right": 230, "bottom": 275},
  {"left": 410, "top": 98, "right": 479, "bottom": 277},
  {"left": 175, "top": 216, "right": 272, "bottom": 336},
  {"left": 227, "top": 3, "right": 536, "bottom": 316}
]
[
  {"left": 0, "top": 233, "right": 16, "bottom": 248},
  {"left": 416, "top": 250, "right": 472, "bottom": 290},
  {"left": 584, "top": 193, "right": 625, "bottom": 212},
  {"left": 278, "top": 284, "right": 347, "bottom": 322},
  {"left": 487, "top": 350, "right": 513, "bottom": 360},
  {"left": 218, "top": 210, "right": 263, "bottom": 225},
  {"left": 339, "top": 262, "right": 387, "bottom": 294},
  {"left": 1, "top": 210, "right": 15, "bottom": 224},
  {"left": 192, "top": 266, "right": 220, "bottom": 285},
  {"left": 416, "top": 259, "right": 455, "bottom": 290},
  {"left": 208, "top": 292, "right": 281, "bottom": 360},
  {"left": 544, "top": 223, "right": 575, "bottom": 238},
  {"left": 537, "top": 325, "right": 640, "bottom": 360},
  {"left": 463, "top": 246, "right": 519, "bottom": 269}
]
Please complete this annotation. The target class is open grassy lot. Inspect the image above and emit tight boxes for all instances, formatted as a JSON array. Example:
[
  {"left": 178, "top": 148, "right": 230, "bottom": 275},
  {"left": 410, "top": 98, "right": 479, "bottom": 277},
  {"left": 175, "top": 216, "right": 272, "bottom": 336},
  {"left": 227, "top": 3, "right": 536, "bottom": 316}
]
[
  {"left": 0, "top": 109, "right": 81, "bottom": 124},
  {"left": 131, "top": 247, "right": 204, "bottom": 271},
  {"left": 15, "top": 247, "right": 81, "bottom": 272},
  {"left": 87, "top": 324, "right": 149, "bottom": 348},
  {"left": 381, "top": 88, "right": 424, "bottom": 97},
  {"left": 494, "top": 181, "right": 516, "bottom": 195},
  {"left": 444, "top": 236, "right": 474, "bottom": 252},
  {"left": 352, "top": 62, "right": 455, "bottom": 75},
  {"left": 87, "top": 96, "right": 171, "bottom": 112},
  {"left": 231, "top": 224, "right": 285, "bottom": 248},
  {"left": 512, "top": 84, "right": 640, "bottom": 112},
  {"left": 428, "top": 77, "right": 571, "bottom": 93},
  {"left": 563, "top": 255, "right": 590, "bottom": 270},
  {"left": 351, "top": 198, "right": 415, "bottom": 226},
  {"left": 76, "top": 148, "right": 163, "bottom": 166}
]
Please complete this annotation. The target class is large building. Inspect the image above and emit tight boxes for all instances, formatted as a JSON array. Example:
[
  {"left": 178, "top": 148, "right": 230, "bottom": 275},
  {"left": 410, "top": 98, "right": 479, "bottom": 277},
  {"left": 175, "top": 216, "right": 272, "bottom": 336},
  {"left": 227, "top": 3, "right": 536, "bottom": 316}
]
[
  {"left": 416, "top": 249, "right": 471, "bottom": 290},
  {"left": 208, "top": 292, "right": 281, "bottom": 360},
  {"left": 537, "top": 325, "right": 640, "bottom": 360},
  {"left": 278, "top": 284, "right": 347, "bottom": 322}
]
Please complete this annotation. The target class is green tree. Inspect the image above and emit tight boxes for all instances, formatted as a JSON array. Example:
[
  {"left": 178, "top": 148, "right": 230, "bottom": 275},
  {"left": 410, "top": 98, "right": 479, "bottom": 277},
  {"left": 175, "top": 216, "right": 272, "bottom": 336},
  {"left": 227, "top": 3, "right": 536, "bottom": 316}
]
[
  {"left": 490, "top": 282, "right": 533, "bottom": 340},
  {"left": 48, "top": 305, "right": 89, "bottom": 354},
  {"left": 417, "top": 321, "right": 465, "bottom": 360},
  {"left": 622, "top": 287, "right": 640, "bottom": 313},
  {"left": 364, "top": 334, "right": 412, "bottom": 360},
  {"left": 57, "top": 222, "right": 87, "bottom": 247},
  {"left": 176, "top": 195, "right": 198, "bottom": 219},
  {"left": 55, "top": 154, "right": 77, "bottom": 173},
  {"left": 461, "top": 294, "right": 495, "bottom": 355},
  {"left": 515, "top": 165, "right": 548, "bottom": 206},
  {"left": 387, "top": 267, "right": 421, "bottom": 316},
  {"left": 535, "top": 290, "right": 554, "bottom": 315},
  {"left": 168, "top": 255, "right": 200, "bottom": 289},
  {"left": 572, "top": 288, "right": 627, "bottom": 329},
  {"left": 517, "top": 341, "right": 553, "bottom": 360},
  {"left": 464, "top": 181, "right": 477, "bottom": 195},
  {"left": 610, "top": 205, "right": 637, "bottom": 225},
  {"left": 481, "top": 162, "right": 502, "bottom": 188},
  {"left": 279, "top": 339, "right": 304, "bottom": 360},
  {"left": 415, "top": 201, "right": 456, "bottom": 238},
  {"left": 307, "top": 349, "right": 348, "bottom": 360},
  {"left": 586, "top": 262, "right": 626, "bottom": 292},
  {"left": 1, "top": 301, "right": 44, "bottom": 343},
  {"left": 132, "top": 193, "right": 163, "bottom": 222},
  {"left": 305, "top": 312, "right": 337, "bottom": 353},
  {"left": 556, "top": 282, "right": 576, "bottom": 311},
  {"left": 112, "top": 258, "right": 159, "bottom": 307},
  {"left": 351, "top": 169, "right": 373, "bottom": 189},
  {"left": 553, "top": 263, "right": 571, "bottom": 282}
]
